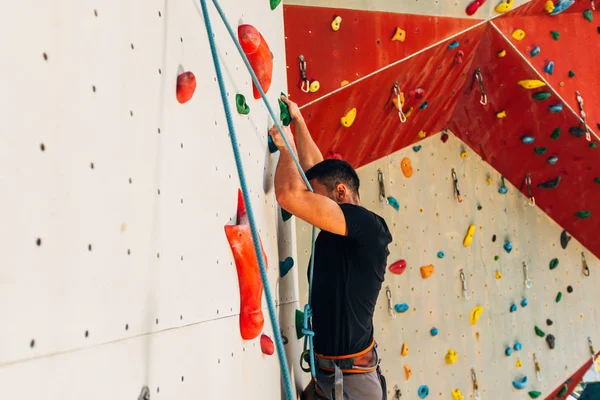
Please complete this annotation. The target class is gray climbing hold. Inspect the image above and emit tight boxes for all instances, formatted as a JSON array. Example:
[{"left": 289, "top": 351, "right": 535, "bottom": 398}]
[
  {"left": 548, "top": 104, "right": 563, "bottom": 113},
  {"left": 546, "top": 334, "right": 556, "bottom": 349},
  {"left": 560, "top": 230, "right": 571, "bottom": 249},
  {"left": 547, "top": 155, "right": 558, "bottom": 165},
  {"left": 569, "top": 126, "right": 586, "bottom": 138},
  {"left": 537, "top": 176, "right": 561, "bottom": 189}
]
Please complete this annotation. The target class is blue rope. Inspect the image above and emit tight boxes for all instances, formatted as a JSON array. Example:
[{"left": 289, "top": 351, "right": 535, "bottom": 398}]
[{"left": 199, "top": 0, "right": 318, "bottom": 396}]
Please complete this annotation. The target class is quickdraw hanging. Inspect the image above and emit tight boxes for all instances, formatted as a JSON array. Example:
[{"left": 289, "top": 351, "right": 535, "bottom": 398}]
[
  {"left": 471, "top": 368, "right": 481, "bottom": 400},
  {"left": 592, "top": 0, "right": 596, "bottom": 12},
  {"left": 392, "top": 81, "right": 407, "bottom": 123},
  {"left": 582, "top": 252, "right": 590, "bottom": 276},
  {"left": 533, "top": 353, "right": 543, "bottom": 381},
  {"left": 386, "top": 285, "right": 396, "bottom": 319},
  {"left": 575, "top": 91, "right": 592, "bottom": 141},
  {"left": 378, "top": 169, "right": 388, "bottom": 204},
  {"left": 523, "top": 261, "right": 533, "bottom": 288},
  {"left": 460, "top": 269, "right": 471, "bottom": 300},
  {"left": 298, "top": 55, "right": 309, "bottom": 93},
  {"left": 525, "top": 173, "right": 535, "bottom": 206},
  {"left": 452, "top": 168, "right": 463, "bottom": 203},
  {"left": 467, "top": 68, "right": 488, "bottom": 105}
]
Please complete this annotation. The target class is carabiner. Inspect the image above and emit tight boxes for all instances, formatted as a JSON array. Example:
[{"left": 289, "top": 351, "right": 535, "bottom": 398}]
[
  {"left": 460, "top": 269, "right": 470, "bottom": 300},
  {"left": 386, "top": 286, "right": 395, "bottom": 318},
  {"left": 378, "top": 169, "right": 388, "bottom": 204},
  {"left": 523, "top": 262, "right": 533, "bottom": 288},
  {"left": 392, "top": 81, "right": 406, "bottom": 123},
  {"left": 582, "top": 252, "right": 590, "bottom": 277},
  {"left": 452, "top": 168, "right": 462, "bottom": 203},
  {"left": 525, "top": 173, "right": 535, "bottom": 206}
]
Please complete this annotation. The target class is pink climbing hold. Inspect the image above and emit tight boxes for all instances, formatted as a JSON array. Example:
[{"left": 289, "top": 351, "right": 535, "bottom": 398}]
[
  {"left": 454, "top": 50, "right": 465, "bottom": 65},
  {"left": 326, "top": 150, "right": 343, "bottom": 160},
  {"left": 466, "top": 0, "right": 486, "bottom": 15},
  {"left": 389, "top": 259, "right": 407, "bottom": 275},
  {"left": 260, "top": 334, "right": 275, "bottom": 355},
  {"left": 410, "top": 88, "right": 425, "bottom": 100}
]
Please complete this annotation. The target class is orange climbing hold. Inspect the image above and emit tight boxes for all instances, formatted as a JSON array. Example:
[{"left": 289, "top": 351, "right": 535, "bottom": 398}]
[
  {"left": 420, "top": 264, "right": 435, "bottom": 279},
  {"left": 404, "top": 364, "right": 412, "bottom": 380},
  {"left": 225, "top": 189, "right": 268, "bottom": 340},
  {"left": 401, "top": 157, "right": 413, "bottom": 178},
  {"left": 176, "top": 71, "right": 197, "bottom": 104},
  {"left": 238, "top": 24, "right": 273, "bottom": 99}
]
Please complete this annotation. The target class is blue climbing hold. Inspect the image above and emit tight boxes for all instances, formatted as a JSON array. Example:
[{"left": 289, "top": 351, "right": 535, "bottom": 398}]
[
  {"left": 521, "top": 136, "right": 535, "bottom": 144},
  {"left": 530, "top": 46, "right": 540, "bottom": 57},
  {"left": 510, "top": 304, "right": 518, "bottom": 313},
  {"left": 268, "top": 135, "right": 279, "bottom": 153},
  {"left": 548, "top": 104, "right": 563, "bottom": 113},
  {"left": 387, "top": 196, "right": 400, "bottom": 211},
  {"left": 437, "top": 251, "right": 445, "bottom": 259},
  {"left": 430, "top": 328, "right": 439, "bottom": 337},
  {"left": 279, "top": 257, "right": 294, "bottom": 278},
  {"left": 544, "top": 61, "right": 554, "bottom": 75},
  {"left": 395, "top": 303, "right": 409, "bottom": 313},
  {"left": 418, "top": 385, "right": 430, "bottom": 399},
  {"left": 420, "top": 101, "right": 429, "bottom": 110},
  {"left": 506, "top": 347, "right": 513, "bottom": 356},
  {"left": 448, "top": 41, "right": 459, "bottom": 49},
  {"left": 504, "top": 241, "right": 513, "bottom": 254},
  {"left": 514, "top": 341, "right": 523, "bottom": 351},
  {"left": 499, "top": 187, "right": 508, "bottom": 194},
  {"left": 512, "top": 376, "right": 529, "bottom": 390},
  {"left": 547, "top": 155, "right": 558, "bottom": 165},
  {"left": 413, "top": 145, "right": 422, "bottom": 152},
  {"left": 550, "top": 0, "right": 574, "bottom": 15},
  {"left": 520, "top": 298, "right": 528, "bottom": 308}
]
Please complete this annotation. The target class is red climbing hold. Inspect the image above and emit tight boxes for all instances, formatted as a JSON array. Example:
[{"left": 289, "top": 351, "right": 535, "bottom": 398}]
[
  {"left": 326, "top": 150, "right": 343, "bottom": 160},
  {"left": 389, "top": 259, "right": 407, "bottom": 275},
  {"left": 225, "top": 189, "right": 268, "bottom": 340},
  {"left": 260, "top": 334, "right": 275, "bottom": 355},
  {"left": 176, "top": 72, "right": 197, "bottom": 104},
  {"left": 441, "top": 133, "right": 449, "bottom": 143},
  {"left": 238, "top": 24, "right": 273, "bottom": 99},
  {"left": 409, "top": 88, "right": 425, "bottom": 100},
  {"left": 466, "top": 0, "right": 486, "bottom": 15}
]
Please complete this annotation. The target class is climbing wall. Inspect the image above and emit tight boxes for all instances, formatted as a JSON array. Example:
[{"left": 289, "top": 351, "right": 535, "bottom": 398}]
[
  {"left": 295, "top": 131, "right": 600, "bottom": 399},
  {"left": 0, "top": 0, "right": 303, "bottom": 398}
]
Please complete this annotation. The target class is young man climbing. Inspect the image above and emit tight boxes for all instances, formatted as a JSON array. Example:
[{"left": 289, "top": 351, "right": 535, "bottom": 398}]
[{"left": 271, "top": 97, "right": 393, "bottom": 400}]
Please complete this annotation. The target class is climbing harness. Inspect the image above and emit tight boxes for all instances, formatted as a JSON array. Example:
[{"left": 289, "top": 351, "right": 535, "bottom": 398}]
[
  {"left": 452, "top": 168, "right": 463, "bottom": 203},
  {"left": 523, "top": 262, "right": 533, "bottom": 288},
  {"left": 575, "top": 91, "right": 592, "bottom": 141},
  {"left": 386, "top": 285, "right": 396, "bottom": 318},
  {"left": 582, "top": 252, "right": 590, "bottom": 277},
  {"left": 378, "top": 169, "right": 388, "bottom": 204},
  {"left": 460, "top": 269, "right": 471, "bottom": 300},
  {"left": 199, "top": 1, "right": 314, "bottom": 397},
  {"left": 468, "top": 68, "right": 488, "bottom": 105},
  {"left": 298, "top": 55, "right": 310, "bottom": 93},
  {"left": 471, "top": 368, "right": 481, "bottom": 400},
  {"left": 393, "top": 82, "right": 407, "bottom": 123},
  {"left": 525, "top": 173, "right": 535, "bottom": 206}
]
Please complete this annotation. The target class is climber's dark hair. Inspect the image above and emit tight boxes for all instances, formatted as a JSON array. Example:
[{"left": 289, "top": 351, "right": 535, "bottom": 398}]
[{"left": 305, "top": 159, "right": 360, "bottom": 196}]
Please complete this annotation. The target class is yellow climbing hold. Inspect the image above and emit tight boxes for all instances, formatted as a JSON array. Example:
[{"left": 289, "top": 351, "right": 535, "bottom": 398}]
[
  {"left": 340, "top": 108, "right": 357, "bottom": 127},
  {"left": 486, "top": 177, "right": 493, "bottom": 185},
  {"left": 340, "top": 80, "right": 349, "bottom": 87},
  {"left": 516, "top": 359, "right": 522, "bottom": 368},
  {"left": 418, "top": 130, "right": 427, "bottom": 139},
  {"left": 463, "top": 224, "right": 476, "bottom": 247},
  {"left": 460, "top": 151, "right": 468, "bottom": 159},
  {"left": 495, "top": 271, "right": 502, "bottom": 279},
  {"left": 512, "top": 29, "right": 526, "bottom": 41},
  {"left": 404, "top": 107, "right": 414, "bottom": 118},
  {"left": 331, "top": 16, "right": 342, "bottom": 31},
  {"left": 518, "top": 80, "right": 546, "bottom": 89},
  {"left": 470, "top": 305, "right": 483, "bottom": 326},
  {"left": 309, "top": 81, "right": 320, "bottom": 93},
  {"left": 445, "top": 348, "right": 458, "bottom": 364},
  {"left": 451, "top": 389, "right": 464, "bottom": 400},
  {"left": 392, "top": 27, "right": 406, "bottom": 42},
  {"left": 497, "top": 49, "right": 507, "bottom": 57},
  {"left": 404, "top": 364, "right": 412, "bottom": 380},
  {"left": 496, "top": 110, "right": 507, "bottom": 118},
  {"left": 560, "top": 81, "right": 565, "bottom": 87},
  {"left": 544, "top": 0, "right": 555, "bottom": 13},
  {"left": 392, "top": 92, "right": 405, "bottom": 110},
  {"left": 401, "top": 343, "right": 409, "bottom": 356},
  {"left": 495, "top": 0, "right": 514, "bottom": 13}
]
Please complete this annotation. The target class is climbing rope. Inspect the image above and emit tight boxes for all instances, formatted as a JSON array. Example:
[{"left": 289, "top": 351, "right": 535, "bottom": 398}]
[{"left": 199, "top": 0, "right": 319, "bottom": 397}]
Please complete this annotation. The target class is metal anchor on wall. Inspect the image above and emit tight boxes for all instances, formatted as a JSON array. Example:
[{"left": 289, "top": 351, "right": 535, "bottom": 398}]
[
  {"left": 460, "top": 269, "right": 471, "bottom": 300},
  {"left": 386, "top": 286, "right": 396, "bottom": 319},
  {"left": 523, "top": 262, "right": 533, "bottom": 289}
]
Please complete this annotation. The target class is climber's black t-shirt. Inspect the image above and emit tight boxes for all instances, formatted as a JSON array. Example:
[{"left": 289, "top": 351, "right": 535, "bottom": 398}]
[{"left": 310, "top": 203, "right": 393, "bottom": 356}]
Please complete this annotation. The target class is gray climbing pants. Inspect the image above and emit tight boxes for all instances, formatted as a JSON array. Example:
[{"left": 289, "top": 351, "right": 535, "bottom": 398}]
[{"left": 314, "top": 367, "right": 385, "bottom": 400}]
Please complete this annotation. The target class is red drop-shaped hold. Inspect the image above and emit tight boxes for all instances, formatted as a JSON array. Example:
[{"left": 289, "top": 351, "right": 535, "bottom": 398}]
[
  {"left": 466, "top": 0, "right": 485, "bottom": 16},
  {"left": 441, "top": 133, "right": 449, "bottom": 143},
  {"left": 326, "top": 150, "right": 343, "bottom": 160},
  {"left": 260, "top": 334, "right": 275, "bottom": 355},
  {"left": 389, "top": 259, "right": 407, "bottom": 275},
  {"left": 238, "top": 24, "right": 273, "bottom": 99},
  {"left": 176, "top": 72, "right": 196, "bottom": 104}
]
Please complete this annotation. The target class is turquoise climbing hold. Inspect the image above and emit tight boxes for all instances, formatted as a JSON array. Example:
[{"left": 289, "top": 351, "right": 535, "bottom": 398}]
[
  {"left": 544, "top": 61, "right": 554, "bottom": 75},
  {"left": 506, "top": 347, "right": 513, "bottom": 356},
  {"left": 504, "top": 241, "right": 513, "bottom": 254},
  {"left": 530, "top": 46, "right": 540, "bottom": 57},
  {"left": 413, "top": 145, "right": 422, "bottom": 152},
  {"left": 280, "top": 257, "right": 294, "bottom": 278},
  {"left": 548, "top": 104, "right": 563, "bottom": 113},
  {"left": 437, "top": 251, "right": 445, "bottom": 259},
  {"left": 395, "top": 303, "right": 409, "bottom": 313},
  {"left": 268, "top": 135, "right": 279, "bottom": 153},
  {"left": 510, "top": 304, "right": 517, "bottom": 312},
  {"left": 522, "top": 136, "right": 535, "bottom": 144},
  {"left": 513, "top": 376, "right": 529, "bottom": 390},
  {"left": 499, "top": 186, "right": 508, "bottom": 194},
  {"left": 448, "top": 41, "right": 460, "bottom": 49},
  {"left": 547, "top": 155, "right": 558, "bottom": 165},
  {"left": 387, "top": 196, "right": 400, "bottom": 211},
  {"left": 430, "top": 328, "right": 439, "bottom": 337},
  {"left": 514, "top": 341, "right": 523, "bottom": 351},
  {"left": 420, "top": 101, "right": 429, "bottom": 109},
  {"left": 584, "top": 9, "right": 593, "bottom": 22},
  {"left": 550, "top": 0, "right": 574, "bottom": 15},
  {"left": 418, "top": 385, "right": 429, "bottom": 399},
  {"left": 520, "top": 298, "right": 528, "bottom": 307}
]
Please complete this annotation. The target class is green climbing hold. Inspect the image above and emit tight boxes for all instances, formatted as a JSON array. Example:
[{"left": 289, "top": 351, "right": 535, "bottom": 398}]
[
  {"left": 550, "top": 258, "right": 559, "bottom": 270},
  {"left": 278, "top": 92, "right": 291, "bottom": 126},
  {"left": 556, "top": 291, "right": 563, "bottom": 303},
  {"left": 550, "top": 31, "right": 560, "bottom": 40},
  {"left": 270, "top": 0, "right": 282, "bottom": 10},
  {"left": 557, "top": 384, "right": 568, "bottom": 398},
  {"left": 494, "top": 255, "right": 499, "bottom": 261},
  {"left": 295, "top": 309, "right": 305, "bottom": 339},
  {"left": 236, "top": 94, "right": 250, "bottom": 115},
  {"left": 535, "top": 326, "right": 546, "bottom": 337},
  {"left": 282, "top": 208, "right": 293, "bottom": 221},
  {"left": 595, "top": 177, "right": 600, "bottom": 184},
  {"left": 576, "top": 210, "right": 591, "bottom": 219},
  {"left": 550, "top": 128, "right": 561, "bottom": 140},
  {"left": 591, "top": 142, "right": 597, "bottom": 148},
  {"left": 568, "top": 71, "right": 575, "bottom": 78},
  {"left": 532, "top": 92, "right": 551, "bottom": 101},
  {"left": 584, "top": 9, "right": 593, "bottom": 22},
  {"left": 528, "top": 391, "right": 542, "bottom": 399},
  {"left": 534, "top": 146, "right": 547, "bottom": 155}
]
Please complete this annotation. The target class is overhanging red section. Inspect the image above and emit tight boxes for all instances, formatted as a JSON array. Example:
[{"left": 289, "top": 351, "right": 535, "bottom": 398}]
[
  {"left": 500, "top": 0, "right": 593, "bottom": 18},
  {"left": 544, "top": 351, "right": 600, "bottom": 400},
  {"left": 284, "top": 5, "right": 479, "bottom": 106}
]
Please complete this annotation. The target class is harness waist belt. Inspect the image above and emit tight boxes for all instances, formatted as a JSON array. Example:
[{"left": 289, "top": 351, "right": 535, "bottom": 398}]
[{"left": 315, "top": 339, "right": 379, "bottom": 374}]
